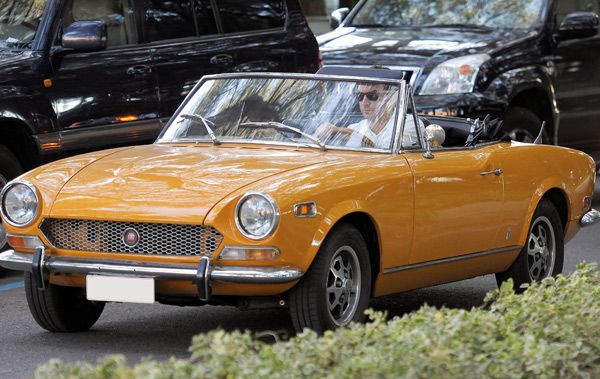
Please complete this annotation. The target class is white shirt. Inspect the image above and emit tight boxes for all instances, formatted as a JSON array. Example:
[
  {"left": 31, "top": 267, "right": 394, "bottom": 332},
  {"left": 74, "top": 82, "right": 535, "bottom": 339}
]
[{"left": 346, "top": 117, "right": 395, "bottom": 149}]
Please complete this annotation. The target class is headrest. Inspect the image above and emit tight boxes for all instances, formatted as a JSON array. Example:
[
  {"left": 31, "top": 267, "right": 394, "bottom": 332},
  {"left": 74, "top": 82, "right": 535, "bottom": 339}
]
[{"left": 317, "top": 66, "right": 406, "bottom": 81}]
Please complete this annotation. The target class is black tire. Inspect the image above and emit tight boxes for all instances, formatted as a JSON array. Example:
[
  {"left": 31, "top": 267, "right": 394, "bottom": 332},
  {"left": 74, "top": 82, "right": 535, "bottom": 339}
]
[
  {"left": 24, "top": 272, "right": 105, "bottom": 332},
  {"left": 503, "top": 106, "right": 549, "bottom": 144},
  {"left": 495, "top": 199, "right": 564, "bottom": 293},
  {"left": 289, "top": 223, "right": 372, "bottom": 334},
  {"left": 0, "top": 144, "right": 23, "bottom": 276}
]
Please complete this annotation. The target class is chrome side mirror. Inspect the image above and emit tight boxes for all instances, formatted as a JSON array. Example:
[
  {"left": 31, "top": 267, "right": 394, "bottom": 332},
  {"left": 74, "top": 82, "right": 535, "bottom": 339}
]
[
  {"left": 330, "top": 8, "right": 350, "bottom": 29},
  {"left": 423, "top": 124, "right": 445, "bottom": 159}
]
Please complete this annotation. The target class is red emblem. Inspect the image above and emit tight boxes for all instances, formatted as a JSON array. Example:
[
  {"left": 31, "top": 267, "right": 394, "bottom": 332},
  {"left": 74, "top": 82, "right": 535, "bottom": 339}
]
[{"left": 123, "top": 228, "right": 140, "bottom": 247}]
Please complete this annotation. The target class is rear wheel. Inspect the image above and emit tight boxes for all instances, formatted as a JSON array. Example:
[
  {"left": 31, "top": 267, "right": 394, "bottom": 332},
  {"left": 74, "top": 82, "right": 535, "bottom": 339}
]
[
  {"left": 496, "top": 199, "right": 564, "bottom": 292},
  {"left": 0, "top": 145, "right": 23, "bottom": 276},
  {"left": 503, "top": 106, "right": 548, "bottom": 143},
  {"left": 289, "top": 223, "right": 371, "bottom": 334},
  {"left": 25, "top": 272, "right": 105, "bottom": 332}
]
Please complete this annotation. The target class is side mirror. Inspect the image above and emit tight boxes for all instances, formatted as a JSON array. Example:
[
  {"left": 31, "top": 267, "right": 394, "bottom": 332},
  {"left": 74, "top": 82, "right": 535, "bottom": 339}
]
[
  {"left": 556, "top": 12, "right": 599, "bottom": 41},
  {"left": 330, "top": 8, "right": 349, "bottom": 29},
  {"left": 423, "top": 124, "right": 445, "bottom": 159},
  {"left": 62, "top": 20, "right": 107, "bottom": 51}
]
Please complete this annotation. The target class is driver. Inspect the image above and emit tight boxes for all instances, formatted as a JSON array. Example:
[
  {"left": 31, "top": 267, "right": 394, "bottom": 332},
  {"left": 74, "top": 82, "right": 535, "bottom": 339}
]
[{"left": 316, "top": 83, "right": 397, "bottom": 149}]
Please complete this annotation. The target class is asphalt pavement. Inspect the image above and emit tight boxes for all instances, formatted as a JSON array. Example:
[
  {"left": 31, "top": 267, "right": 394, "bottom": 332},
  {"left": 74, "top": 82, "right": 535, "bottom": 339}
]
[{"left": 0, "top": 179, "right": 598, "bottom": 378}]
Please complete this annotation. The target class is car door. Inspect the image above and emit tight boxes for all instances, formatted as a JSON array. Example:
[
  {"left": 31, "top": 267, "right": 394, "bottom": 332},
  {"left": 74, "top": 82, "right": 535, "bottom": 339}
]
[
  {"left": 46, "top": 0, "right": 160, "bottom": 155},
  {"left": 551, "top": 0, "right": 600, "bottom": 156},
  {"left": 145, "top": 0, "right": 227, "bottom": 119},
  {"left": 400, "top": 108, "right": 506, "bottom": 264}
]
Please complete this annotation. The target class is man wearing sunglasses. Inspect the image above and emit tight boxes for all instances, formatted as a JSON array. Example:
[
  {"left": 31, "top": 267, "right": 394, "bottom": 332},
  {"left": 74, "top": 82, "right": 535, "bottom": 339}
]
[{"left": 316, "top": 83, "right": 397, "bottom": 149}]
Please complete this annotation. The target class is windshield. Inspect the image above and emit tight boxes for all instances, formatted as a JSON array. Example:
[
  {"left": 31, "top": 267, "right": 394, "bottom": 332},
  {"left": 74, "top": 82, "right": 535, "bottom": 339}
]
[
  {"left": 350, "top": 0, "right": 544, "bottom": 29},
  {"left": 159, "top": 76, "right": 404, "bottom": 152},
  {"left": 0, "top": 0, "right": 48, "bottom": 49}
]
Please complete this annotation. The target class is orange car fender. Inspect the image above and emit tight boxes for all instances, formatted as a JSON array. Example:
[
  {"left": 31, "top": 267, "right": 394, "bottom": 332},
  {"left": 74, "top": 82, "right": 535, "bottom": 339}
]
[
  {"left": 516, "top": 176, "right": 569, "bottom": 247},
  {"left": 299, "top": 199, "right": 378, "bottom": 271}
]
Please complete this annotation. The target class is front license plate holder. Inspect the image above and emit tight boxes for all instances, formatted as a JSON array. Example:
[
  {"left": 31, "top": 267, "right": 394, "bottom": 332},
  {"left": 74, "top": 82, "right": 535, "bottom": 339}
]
[{"left": 86, "top": 275, "right": 155, "bottom": 304}]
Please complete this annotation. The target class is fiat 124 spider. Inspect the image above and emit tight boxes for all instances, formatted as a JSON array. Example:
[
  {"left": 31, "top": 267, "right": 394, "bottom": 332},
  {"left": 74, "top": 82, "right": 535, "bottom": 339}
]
[{"left": 1, "top": 68, "right": 598, "bottom": 333}]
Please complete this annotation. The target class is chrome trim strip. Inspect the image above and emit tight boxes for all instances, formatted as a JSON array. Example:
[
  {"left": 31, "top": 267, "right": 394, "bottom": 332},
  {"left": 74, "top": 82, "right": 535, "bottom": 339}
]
[
  {"left": 0, "top": 250, "right": 303, "bottom": 284},
  {"left": 581, "top": 209, "right": 600, "bottom": 227},
  {"left": 383, "top": 246, "right": 521, "bottom": 275}
]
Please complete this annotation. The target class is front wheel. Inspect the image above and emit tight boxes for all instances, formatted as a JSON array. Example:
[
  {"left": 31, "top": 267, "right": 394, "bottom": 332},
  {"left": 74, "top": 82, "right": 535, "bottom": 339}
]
[
  {"left": 289, "top": 223, "right": 371, "bottom": 334},
  {"left": 496, "top": 199, "right": 564, "bottom": 292},
  {"left": 25, "top": 272, "right": 105, "bottom": 332}
]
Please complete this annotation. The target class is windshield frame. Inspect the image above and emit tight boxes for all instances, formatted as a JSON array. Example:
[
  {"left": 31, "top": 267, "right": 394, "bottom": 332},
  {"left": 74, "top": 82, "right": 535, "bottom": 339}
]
[
  {"left": 345, "top": 0, "right": 549, "bottom": 30},
  {"left": 156, "top": 72, "right": 408, "bottom": 154}
]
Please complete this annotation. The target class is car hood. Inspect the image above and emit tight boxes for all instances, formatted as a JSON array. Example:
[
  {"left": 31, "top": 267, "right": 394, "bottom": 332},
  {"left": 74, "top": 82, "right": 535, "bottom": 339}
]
[
  {"left": 319, "top": 27, "right": 534, "bottom": 66},
  {"left": 49, "top": 144, "right": 336, "bottom": 224}
]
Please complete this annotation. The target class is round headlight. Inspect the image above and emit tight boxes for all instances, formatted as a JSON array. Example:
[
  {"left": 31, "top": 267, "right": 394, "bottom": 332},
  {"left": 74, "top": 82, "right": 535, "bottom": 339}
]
[
  {"left": 235, "top": 192, "right": 279, "bottom": 240},
  {"left": 1, "top": 181, "right": 39, "bottom": 227}
]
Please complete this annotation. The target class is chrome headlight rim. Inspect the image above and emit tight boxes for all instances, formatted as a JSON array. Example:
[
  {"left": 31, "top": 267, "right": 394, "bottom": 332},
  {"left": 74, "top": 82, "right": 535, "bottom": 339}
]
[
  {"left": 0, "top": 179, "right": 40, "bottom": 228},
  {"left": 234, "top": 191, "right": 279, "bottom": 241}
]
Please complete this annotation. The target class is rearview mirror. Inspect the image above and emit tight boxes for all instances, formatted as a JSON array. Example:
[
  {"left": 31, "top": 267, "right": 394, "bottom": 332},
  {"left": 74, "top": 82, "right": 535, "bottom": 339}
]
[
  {"left": 62, "top": 20, "right": 107, "bottom": 51},
  {"left": 556, "top": 12, "right": 599, "bottom": 41},
  {"left": 330, "top": 8, "right": 349, "bottom": 29}
]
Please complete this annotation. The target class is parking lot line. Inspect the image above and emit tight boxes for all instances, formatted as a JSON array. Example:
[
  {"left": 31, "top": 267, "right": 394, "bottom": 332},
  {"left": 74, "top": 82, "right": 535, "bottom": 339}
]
[{"left": 0, "top": 281, "right": 24, "bottom": 292}]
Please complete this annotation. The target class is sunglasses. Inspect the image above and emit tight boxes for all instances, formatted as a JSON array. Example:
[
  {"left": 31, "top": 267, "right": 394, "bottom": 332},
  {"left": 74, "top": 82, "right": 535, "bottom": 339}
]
[{"left": 356, "top": 90, "right": 380, "bottom": 102}]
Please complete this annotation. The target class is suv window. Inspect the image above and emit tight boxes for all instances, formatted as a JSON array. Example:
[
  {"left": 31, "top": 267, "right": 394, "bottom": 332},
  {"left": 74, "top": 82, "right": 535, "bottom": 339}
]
[
  {"left": 217, "top": 0, "right": 285, "bottom": 34},
  {"left": 144, "top": 0, "right": 218, "bottom": 42},
  {"left": 59, "top": 0, "right": 138, "bottom": 47},
  {"left": 556, "top": 0, "right": 600, "bottom": 23}
]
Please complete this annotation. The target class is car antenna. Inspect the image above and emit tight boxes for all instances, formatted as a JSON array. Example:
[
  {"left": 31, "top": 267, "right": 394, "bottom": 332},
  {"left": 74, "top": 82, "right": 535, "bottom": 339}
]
[{"left": 533, "top": 121, "right": 546, "bottom": 145}]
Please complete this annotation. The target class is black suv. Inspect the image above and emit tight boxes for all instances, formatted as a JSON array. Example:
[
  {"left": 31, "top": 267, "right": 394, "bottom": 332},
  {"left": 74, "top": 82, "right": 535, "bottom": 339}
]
[
  {"left": 0, "top": 0, "right": 319, "bottom": 255},
  {"left": 319, "top": 0, "right": 600, "bottom": 158}
]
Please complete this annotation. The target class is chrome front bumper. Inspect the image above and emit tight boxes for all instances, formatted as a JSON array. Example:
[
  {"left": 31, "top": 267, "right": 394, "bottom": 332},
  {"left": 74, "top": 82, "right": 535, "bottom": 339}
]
[
  {"left": 0, "top": 249, "right": 304, "bottom": 301},
  {"left": 581, "top": 209, "right": 600, "bottom": 227}
]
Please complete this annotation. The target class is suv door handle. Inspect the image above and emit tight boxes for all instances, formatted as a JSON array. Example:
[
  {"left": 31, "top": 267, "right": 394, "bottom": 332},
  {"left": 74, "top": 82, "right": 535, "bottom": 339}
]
[
  {"left": 126, "top": 65, "right": 152, "bottom": 76},
  {"left": 480, "top": 168, "right": 503, "bottom": 176},
  {"left": 210, "top": 54, "right": 233, "bottom": 66}
]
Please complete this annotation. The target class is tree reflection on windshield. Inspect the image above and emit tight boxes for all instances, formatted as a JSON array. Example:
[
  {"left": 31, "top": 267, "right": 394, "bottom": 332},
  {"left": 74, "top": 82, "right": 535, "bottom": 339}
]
[
  {"left": 350, "top": 0, "right": 544, "bottom": 29},
  {"left": 0, "top": 0, "right": 48, "bottom": 48}
]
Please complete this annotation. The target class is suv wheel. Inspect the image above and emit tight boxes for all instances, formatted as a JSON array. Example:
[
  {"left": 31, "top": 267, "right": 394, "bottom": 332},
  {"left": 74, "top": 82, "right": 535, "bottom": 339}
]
[
  {"left": 25, "top": 272, "right": 105, "bottom": 332},
  {"left": 495, "top": 199, "right": 564, "bottom": 292},
  {"left": 503, "top": 106, "right": 549, "bottom": 143},
  {"left": 288, "top": 223, "right": 371, "bottom": 334},
  {"left": 0, "top": 145, "right": 23, "bottom": 275}
]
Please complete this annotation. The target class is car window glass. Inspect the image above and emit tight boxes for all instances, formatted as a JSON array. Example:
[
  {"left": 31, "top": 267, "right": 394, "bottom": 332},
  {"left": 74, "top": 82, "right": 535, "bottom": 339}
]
[
  {"left": 556, "top": 0, "right": 600, "bottom": 24},
  {"left": 401, "top": 110, "right": 421, "bottom": 149},
  {"left": 59, "top": 0, "right": 137, "bottom": 47},
  {"left": 217, "top": 0, "right": 285, "bottom": 34},
  {"left": 144, "top": 0, "right": 217, "bottom": 42},
  {"left": 0, "top": 0, "right": 49, "bottom": 49}
]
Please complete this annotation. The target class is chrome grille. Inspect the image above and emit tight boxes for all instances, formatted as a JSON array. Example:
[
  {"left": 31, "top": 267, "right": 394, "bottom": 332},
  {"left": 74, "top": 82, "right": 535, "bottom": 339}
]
[{"left": 40, "top": 219, "right": 223, "bottom": 257}]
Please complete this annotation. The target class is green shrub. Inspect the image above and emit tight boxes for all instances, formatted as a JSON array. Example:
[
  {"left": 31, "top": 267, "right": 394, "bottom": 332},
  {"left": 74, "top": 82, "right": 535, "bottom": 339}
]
[{"left": 35, "top": 263, "right": 600, "bottom": 379}]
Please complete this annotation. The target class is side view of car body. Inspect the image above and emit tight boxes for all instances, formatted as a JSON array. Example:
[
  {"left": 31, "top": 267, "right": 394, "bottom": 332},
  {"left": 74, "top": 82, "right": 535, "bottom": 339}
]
[
  {"left": 319, "top": 0, "right": 600, "bottom": 160},
  {"left": 0, "top": 0, "right": 320, "bottom": 258},
  {"left": 0, "top": 69, "right": 598, "bottom": 333}
]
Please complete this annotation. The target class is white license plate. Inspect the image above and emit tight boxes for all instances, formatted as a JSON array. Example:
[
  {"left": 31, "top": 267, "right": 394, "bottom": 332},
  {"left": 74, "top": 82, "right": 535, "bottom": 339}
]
[{"left": 86, "top": 275, "right": 155, "bottom": 304}]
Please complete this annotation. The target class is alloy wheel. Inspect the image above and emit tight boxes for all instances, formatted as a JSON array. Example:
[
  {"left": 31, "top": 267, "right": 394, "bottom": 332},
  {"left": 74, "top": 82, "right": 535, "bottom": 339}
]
[
  {"left": 527, "top": 216, "right": 556, "bottom": 281},
  {"left": 326, "top": 245, "right": 361, "bottom": 326}
]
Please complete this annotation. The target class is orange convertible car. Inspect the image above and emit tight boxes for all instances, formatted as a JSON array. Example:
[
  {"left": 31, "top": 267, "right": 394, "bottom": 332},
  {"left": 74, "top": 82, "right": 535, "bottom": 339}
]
[{"left": 1, "top": 69, "right": 598, "bottom": 333}]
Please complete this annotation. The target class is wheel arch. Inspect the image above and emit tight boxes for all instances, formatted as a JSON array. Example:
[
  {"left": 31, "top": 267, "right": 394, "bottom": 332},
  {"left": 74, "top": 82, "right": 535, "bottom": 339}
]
[
  {"left": 0, "top": 118, "right": 40, "bottom": 171},
  {"left": 518, "top": 184, "right": 569, "bottom": 246},
  {"left": 308, "top": 202, "right": 382, "bottom": 292},
  {"left": 507, "top": 86, "right": 555, "bottom": 143}
]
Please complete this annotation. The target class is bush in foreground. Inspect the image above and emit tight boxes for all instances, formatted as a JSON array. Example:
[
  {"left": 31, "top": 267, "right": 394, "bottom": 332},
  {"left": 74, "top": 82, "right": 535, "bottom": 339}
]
[{"left": 35, "top": 263, "right": 600, "bottom": 379}]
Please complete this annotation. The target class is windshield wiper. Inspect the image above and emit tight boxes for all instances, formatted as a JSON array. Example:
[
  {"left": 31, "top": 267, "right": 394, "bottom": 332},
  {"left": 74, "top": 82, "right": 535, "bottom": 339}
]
[
  {"left": 239, "top": 121, "right": 327, "bottom": 151},
  {"left": 421, "top": 23, "right": 492, "bottom": 30},
  {"left": 179, "top": 113, "right": 220, "bottom": 145}
]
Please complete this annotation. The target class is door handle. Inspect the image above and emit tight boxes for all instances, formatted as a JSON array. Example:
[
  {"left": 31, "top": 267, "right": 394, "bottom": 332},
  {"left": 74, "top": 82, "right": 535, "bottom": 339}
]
[
  {"left": 126, "top": 65, "right": 152, "bottom": 76},
  {"left": 210, "top": 54, "right": 234, "bottom": 66},
  {"left": 480, "top": 168, "right": 503, "bottom": 176}
]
